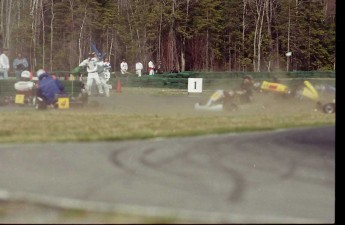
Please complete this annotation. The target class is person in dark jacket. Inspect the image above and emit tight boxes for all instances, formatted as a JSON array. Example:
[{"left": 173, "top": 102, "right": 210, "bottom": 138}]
[
  {"left": 36, "top": 69, "right": 65, "bottom": 108},
  {"left": 238, "top": 75, "right": 254, "bottom": 102}
]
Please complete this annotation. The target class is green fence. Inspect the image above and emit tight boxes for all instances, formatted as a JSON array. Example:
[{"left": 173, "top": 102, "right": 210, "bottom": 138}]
[{"left": 113, "top": 71, "right": 335, "bottom": 90}]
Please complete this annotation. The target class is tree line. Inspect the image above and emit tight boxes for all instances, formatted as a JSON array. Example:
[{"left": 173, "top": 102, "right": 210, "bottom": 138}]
[{"left": 0, "top": 0, "right": 335, "bottom": 73}]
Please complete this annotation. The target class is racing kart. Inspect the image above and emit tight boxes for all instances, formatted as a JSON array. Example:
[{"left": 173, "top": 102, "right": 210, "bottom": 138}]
[{"left": 256, "top": 79, "right": 335, "bottom": 114}]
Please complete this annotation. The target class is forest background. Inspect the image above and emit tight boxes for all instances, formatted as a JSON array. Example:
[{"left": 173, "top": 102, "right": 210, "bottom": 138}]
[{"left": 0, "top": 0, "right": 336, "bottom": 74}]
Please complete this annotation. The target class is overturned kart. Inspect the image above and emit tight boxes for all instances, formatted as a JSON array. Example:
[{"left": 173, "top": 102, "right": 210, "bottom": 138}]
[{"left": 257, "top": 79, "right": 335, "bottom": 114}]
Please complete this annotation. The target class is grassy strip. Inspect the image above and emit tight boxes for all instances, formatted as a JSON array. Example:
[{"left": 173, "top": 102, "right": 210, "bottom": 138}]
[{"left": 0, "top": 110, "right": 335, "bottom": 144}]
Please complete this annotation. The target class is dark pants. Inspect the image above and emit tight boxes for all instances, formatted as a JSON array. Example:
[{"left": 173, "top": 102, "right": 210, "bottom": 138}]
[{"left": 15, "top": 70, "right": 23, "bottom": 80}]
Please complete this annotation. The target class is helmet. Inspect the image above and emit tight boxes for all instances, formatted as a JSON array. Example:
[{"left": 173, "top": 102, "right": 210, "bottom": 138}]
[
  {"left": 254, "top": 81, "right": 261, "bottom": 88},
  {"left": 36, "top": 69, "right": 46, "bottom": 78},
  {"left": 21, "top": 70, "right": 31, "bottom": 78},
  {"left": 243, "top": 75, "right": 253, "bottom": 81}
]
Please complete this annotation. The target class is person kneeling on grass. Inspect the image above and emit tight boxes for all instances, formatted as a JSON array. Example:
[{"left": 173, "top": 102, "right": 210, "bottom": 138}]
[{"left": 36, "top": 69, "right": 66, "bottom": 109}]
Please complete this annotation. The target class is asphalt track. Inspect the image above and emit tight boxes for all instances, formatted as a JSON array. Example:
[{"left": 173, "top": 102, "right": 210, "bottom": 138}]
[{"left": 0, "top": 126, "right": 335, "bottom": 223}]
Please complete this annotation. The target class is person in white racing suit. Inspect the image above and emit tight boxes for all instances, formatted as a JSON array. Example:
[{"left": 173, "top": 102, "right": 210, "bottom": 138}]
[
  {"left": 120, "top": 59, "right": 128, "bottom": 75},
  {"left": 135, "top": 60, "right": 143, "bottom": 77},
  {"left": 148, "top": 60, "right": 155, "bottom": 75},
  {"left": 103, "top": 58, "right": 111, "bottom": 81},
  {"left": 97, "top": 58, "right": 111, "bottom": 97},
  {"left": 79, "top": 52, "right": 104, "bottom": 96}
]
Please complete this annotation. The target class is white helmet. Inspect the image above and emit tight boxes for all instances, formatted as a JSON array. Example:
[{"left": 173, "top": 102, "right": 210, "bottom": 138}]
[
  {"left": 36, "top": 69, "right": 46, "bottom": 78},
  {"left": 21, "top": 70, "right": 31, "bottom": 78}
]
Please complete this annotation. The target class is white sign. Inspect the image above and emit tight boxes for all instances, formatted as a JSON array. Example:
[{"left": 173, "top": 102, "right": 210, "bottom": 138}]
[
  {"left": 286, "top": 52, "right": 292, "bottom": 57},
  {"left": 188, "top": 78, "right": 203, "bottom": 93}
]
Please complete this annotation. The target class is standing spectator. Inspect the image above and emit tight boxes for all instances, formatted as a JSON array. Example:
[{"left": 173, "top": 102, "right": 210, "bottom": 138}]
[
  {"left": 0, "top": 48, "right": 10, "bottom": 80},
  {"left": 156, "top": 60, "right": 163, "bottom": 74},
  {"left": 148, "top": 60, "right": 155, "bottom": 75},
  {"left": 13, "top": 52, "right": 29, "bottom": 80},
  {"left": 79, "top": 52, "right": 104, "bottom": 96},
  {"left": 120, "top": 59, "right": 128, "bottom": 75},
  {"left": 135, "top": 60, "right": 143, "bottom": 77}
]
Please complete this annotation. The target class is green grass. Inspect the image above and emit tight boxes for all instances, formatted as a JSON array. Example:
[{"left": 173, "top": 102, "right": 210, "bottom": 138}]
[
  {"left": 0, "top": 110, "right": 335, "bottom": 144},
  {"left": 0, "top": 87, "right": 335, "bottom": 143}
]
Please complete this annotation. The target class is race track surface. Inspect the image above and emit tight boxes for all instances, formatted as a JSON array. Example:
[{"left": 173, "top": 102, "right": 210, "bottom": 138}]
[{"left": 0, "top": 126, "right": 335, "bottom": 223}]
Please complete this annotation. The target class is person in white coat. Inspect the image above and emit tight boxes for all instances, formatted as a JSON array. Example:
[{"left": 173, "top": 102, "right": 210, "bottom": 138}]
[
  {"left": 148, "top": 60, "right": 155, "bottom": 75},
  {"left": 79, "top": 52, "right": 104, "bottom": 96},
  {"left": 120, "top": 59, "right": 128, "bottom": 75},
  {"left": 0, "top": 48, "right": 10, "bottom": 80},
  {"left": 135, "top": 60, "right": 143, "bottom": 77}
]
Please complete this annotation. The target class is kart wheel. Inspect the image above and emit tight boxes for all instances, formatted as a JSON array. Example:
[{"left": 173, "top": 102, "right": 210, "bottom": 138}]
[{"left": 323, "top": 103, "right": 335, "bottom": 114}]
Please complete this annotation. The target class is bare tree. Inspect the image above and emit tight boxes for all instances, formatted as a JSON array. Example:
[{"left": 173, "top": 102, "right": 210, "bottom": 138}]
[
  {"left": 78, "top": 5, "right": 87, "bottom": 63},
  {"left": 2, "top": 0, "right": 14, "bottom": 48},
  {"left": 30, "top": 0, "right": 40, "bottom": 70},
  {"left": 252, "top": 0, "right": 266, "bottom": 72},
  {"left": 242, "top": 0, "right": 247, "bottom": 71},
  {"left": 50, "top": 0, "right": 54, "bottom": 71}
]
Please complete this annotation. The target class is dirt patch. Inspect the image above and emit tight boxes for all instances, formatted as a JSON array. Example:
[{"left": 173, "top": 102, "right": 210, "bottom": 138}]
[
  {"left": 82, "top": 87, "right": 329, "bottom": 116},
  {"left": 0, "top": 87, "right": 332, "bottom": 116}
]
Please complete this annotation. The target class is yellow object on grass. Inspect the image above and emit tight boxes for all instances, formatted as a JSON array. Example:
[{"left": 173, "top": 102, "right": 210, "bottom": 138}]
[
  {"left": 57, "top": 97, "right": 70, "bottom": 109},
  {"left": 15, "top": 94, "right": 25, "bottom": 104}
]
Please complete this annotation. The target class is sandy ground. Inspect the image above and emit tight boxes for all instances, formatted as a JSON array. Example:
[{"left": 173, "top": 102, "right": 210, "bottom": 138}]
[
  {"left": 81, "top": 87, "right": 334, "bottom": 117},
  {"left": 0, "top": 85, "right": 335, "bottom": 115}
]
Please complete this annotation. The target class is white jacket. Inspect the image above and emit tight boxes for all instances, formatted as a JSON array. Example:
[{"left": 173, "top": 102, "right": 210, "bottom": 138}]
[
  {"left": 148, "top": 61, "right": 154, "bottom": 68},
  {"left": 0, "top": 53, "right": 10, "bottom": 70},
  {"left": 135, "top": 62, "right": 143, "bottom": 70}
]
